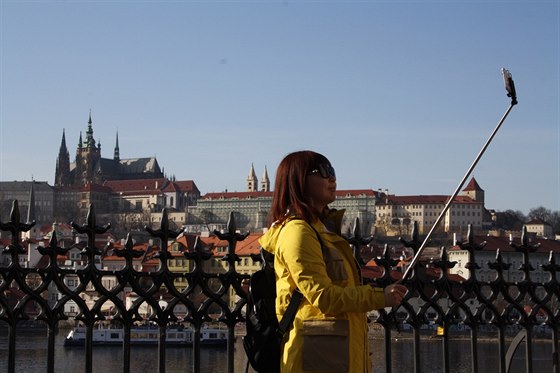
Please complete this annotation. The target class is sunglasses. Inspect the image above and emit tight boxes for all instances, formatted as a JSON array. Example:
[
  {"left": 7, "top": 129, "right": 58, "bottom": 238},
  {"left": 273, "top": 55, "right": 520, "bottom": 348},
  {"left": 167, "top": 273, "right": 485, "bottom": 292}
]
[{"left": 309, "top": 164, "right": 336, "bottom": 179}]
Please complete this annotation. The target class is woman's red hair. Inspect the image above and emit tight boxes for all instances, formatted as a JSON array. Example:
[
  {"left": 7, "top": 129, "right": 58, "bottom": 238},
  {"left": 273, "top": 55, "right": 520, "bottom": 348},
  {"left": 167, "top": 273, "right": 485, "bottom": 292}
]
[{"left": 267, "top": 150, "right": 330, "bottom": 226}]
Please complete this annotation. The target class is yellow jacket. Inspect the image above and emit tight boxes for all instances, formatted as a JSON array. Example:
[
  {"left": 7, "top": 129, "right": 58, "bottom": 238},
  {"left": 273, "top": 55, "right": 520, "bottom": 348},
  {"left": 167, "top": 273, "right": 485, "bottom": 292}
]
[{"left": 258, "top": 213, "right": 386, "bottom": 373}]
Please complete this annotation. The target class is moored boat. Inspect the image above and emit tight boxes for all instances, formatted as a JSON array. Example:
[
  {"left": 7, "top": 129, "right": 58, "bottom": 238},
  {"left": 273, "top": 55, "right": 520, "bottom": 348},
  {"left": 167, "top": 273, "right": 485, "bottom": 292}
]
[{"left": 64, "top": 325, "right": 228, "bottom": 347}]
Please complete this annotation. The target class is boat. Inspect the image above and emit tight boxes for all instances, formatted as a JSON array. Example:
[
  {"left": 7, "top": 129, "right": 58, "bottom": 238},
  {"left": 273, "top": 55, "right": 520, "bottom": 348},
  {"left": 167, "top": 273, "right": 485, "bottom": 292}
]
[{"left": 64, "top": 325, "right": 228, "bottom": 347}]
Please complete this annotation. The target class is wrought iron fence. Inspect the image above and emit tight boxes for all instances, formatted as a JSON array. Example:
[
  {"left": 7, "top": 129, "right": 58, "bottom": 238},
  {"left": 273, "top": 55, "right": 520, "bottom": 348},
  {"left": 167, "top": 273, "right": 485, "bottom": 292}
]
[{"left": 1, "top": 201, "right": 559, "bottom": 373}]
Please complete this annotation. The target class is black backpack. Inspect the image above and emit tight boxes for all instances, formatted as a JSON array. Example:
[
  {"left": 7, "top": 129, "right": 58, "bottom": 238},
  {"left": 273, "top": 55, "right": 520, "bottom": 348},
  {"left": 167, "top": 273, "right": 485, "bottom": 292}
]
[{"left": 243, "top": 224, "right": 322, "bottom": 373}]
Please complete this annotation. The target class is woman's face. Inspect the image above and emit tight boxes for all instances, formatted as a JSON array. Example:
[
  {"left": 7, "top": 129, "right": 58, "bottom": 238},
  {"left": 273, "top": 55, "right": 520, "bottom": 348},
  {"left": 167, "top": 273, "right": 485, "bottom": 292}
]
[{"left": 306, "top": 163, "right": 337, "bottom": 211}]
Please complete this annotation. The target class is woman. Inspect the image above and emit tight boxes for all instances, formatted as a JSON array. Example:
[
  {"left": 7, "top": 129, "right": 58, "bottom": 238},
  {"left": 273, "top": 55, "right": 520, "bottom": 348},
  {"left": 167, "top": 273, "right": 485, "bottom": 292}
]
[{"left": 259, "top": 150, "right": 407, "bottom": 373}]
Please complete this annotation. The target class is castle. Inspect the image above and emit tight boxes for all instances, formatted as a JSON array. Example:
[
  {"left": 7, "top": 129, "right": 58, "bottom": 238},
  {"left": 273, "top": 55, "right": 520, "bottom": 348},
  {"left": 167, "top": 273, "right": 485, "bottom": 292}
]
[
  {"left": 1, "top": 112, "right": 493, "bottom": 238},
  {"left": 49, "top": 113, "right": 198, "bottom": 225},
  {"left": 55, "top": 112, "right": 164, "bottom": 186}
]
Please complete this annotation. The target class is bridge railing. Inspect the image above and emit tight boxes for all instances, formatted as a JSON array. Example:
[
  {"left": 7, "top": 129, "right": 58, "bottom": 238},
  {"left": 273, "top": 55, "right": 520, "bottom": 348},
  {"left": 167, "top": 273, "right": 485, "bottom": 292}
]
[{"left": 1, "top": 201, "right": 559, "bottom": 373}]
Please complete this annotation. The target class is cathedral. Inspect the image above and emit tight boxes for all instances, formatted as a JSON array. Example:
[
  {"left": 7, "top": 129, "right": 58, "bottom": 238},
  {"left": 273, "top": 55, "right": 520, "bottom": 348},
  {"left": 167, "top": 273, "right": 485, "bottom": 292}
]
[{"left": 55, "top": 112, "right": 164, "bottom": 186}]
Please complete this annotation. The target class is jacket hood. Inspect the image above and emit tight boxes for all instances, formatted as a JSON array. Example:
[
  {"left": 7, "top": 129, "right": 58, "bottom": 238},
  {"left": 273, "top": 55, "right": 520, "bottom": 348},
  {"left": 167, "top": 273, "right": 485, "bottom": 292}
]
[
  {"left": 258, "top": 208, "right": 346, "bottom": 255},
  {"left": 258, "top": 219, "right": 286, "bottom": 256}
]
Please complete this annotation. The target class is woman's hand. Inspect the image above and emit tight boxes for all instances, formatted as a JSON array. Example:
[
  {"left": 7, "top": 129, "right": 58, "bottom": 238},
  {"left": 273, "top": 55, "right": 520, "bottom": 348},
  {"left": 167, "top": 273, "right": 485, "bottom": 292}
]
[{"left": 383, "top": 284, "right": 407, "bottom": 307}]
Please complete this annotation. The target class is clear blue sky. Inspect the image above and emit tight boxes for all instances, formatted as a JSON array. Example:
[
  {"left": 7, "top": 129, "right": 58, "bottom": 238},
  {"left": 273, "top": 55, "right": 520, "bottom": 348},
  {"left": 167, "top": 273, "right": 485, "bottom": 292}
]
[{"left": 0, "top": 0, "right": 558, "bottom": 215}]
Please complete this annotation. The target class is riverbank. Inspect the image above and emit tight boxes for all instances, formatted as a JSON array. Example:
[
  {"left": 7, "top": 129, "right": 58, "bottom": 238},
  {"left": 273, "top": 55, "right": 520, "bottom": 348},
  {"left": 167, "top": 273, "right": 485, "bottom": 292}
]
[
  {"left": 1, "top": 328, "right": 554, "bottom": 373},
  {"left": 367, "top": 324, "right": 555, "bottom": 341},
  {"left": 1, "top": 320, "right": 553, "bottom": 341}
]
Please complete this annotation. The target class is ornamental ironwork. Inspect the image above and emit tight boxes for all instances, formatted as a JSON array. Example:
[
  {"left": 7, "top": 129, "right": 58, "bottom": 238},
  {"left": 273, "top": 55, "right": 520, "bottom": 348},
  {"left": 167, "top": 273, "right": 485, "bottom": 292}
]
[{"left": 1, "top": 201, "right": 558, "bottom": 373}]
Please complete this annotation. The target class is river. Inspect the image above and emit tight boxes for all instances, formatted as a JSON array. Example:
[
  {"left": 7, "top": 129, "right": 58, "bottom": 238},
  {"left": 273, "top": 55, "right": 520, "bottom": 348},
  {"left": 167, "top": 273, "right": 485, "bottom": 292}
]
[{"left": 0, "top": 329, "right": 554, "bottom": 372}]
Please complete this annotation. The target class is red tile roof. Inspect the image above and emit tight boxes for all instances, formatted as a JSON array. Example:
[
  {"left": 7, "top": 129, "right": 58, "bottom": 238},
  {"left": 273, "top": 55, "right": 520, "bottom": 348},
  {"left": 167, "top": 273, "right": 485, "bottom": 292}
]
[
  {"left": 450, "top": 234, "right": 560, "bottom": 254},
  {"left": 103, "top": 178, "right": 166, "bottom": 193},
  {"left": 361, "top": 260, "right": 404, "bottom": 282},
  {"left": 175, "top": 232, "right": 263, "bottom": 257},
  {"left": 463, "top": 177, "right": 483, "bottom": 192},
  {"left": 381, "top": 195, "right": 478, "bottom": 205},
  {"left": 526, "top": 218, "right": 551, "bottom": 227},
  {"left": 201, "top": 191, "right": 273, "bottom": 199},
  {"left": 172, "top": 233, "right": 200, "bottom": 251},
  {"left": 229, "top": 233, "right": 262, "bottom": 256},
  {"left": 38, "top": 222, "right": 74, "bottom": 238},
  {"left": 201, "top": 189, "right": 379, "bottom": 200},
  {"left": 335, "top": 189, "right": 378, "bottom": 197},
  {"left": 164, "top": 180, "right": 199, "bottom": 193}
]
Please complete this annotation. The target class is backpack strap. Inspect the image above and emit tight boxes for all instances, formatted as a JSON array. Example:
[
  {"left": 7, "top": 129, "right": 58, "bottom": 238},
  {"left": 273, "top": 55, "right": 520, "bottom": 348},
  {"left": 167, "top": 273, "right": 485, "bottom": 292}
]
[
  {"left": 275, "top": 222, "right": 324, "bottom": 338},
  {"left": 276, "top": 289, "right": 303, "bottom": 337}
]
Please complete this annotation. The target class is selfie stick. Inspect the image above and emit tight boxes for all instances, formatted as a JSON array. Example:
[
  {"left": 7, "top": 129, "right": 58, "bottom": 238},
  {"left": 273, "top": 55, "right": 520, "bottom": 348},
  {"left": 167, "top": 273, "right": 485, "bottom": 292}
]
[{"left": 400, "top": 68, "right": 518, "bottom": 281}]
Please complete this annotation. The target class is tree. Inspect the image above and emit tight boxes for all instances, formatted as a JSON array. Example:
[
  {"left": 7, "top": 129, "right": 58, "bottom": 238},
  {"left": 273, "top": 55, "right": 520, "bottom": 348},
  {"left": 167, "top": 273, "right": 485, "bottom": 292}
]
[
  {"left": 494, "top": 209, "right": 526, "bottom": 231},
  {"left": 528, "top": 206, "right": 553, "bottom": 223},
  {"left": 527, "top": 206, "right": 560, "bottom": 234},
  {"left": 551, "top": 211, "right": 560, "bottom": 234},
  {"left": 199, "top": 209, "right": 215, "bottom": 232}
]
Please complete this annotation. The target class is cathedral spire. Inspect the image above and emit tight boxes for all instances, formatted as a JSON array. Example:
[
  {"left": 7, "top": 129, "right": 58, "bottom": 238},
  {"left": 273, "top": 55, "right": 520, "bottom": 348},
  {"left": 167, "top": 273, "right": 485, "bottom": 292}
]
[
  {"left": 55, "top": 129, "right": 71, "bottom": 186},
  {"left": 60, "top": 129, "right": 68, "bottom": 154},
  {"left": 75, "top": 110, "right": 102, "bottom": 185},
  {"left": 114, "top": 131, "right": 120, "bottom": 161},
  {"left": 85, "top": 110, "right": 96, "bottom": 148}
]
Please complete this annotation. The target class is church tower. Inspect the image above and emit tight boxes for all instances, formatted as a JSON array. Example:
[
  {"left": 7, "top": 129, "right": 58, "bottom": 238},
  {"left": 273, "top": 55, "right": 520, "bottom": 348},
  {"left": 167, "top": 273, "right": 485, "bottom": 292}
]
[
  {"left": 462, "top": 177, "right": 485, "bottom": 204},
  {"left": 247, "top": 163, "right": 258, "bottom": 192},
  {"left": 75, "top": 111, "right": 102, "bottom": 184},
  {"left": 261, "top": 166, "right": 270, "bottom": 192},
  {"left": 55, "top": 129, "right": 71, "bottom": 186}
]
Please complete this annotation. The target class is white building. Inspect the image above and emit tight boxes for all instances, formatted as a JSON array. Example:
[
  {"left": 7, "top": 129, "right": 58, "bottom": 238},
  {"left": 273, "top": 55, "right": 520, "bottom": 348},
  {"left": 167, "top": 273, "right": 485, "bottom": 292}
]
[
  {"left": 374, "top": 178, "right": 486, "bottom": 236},
  {"left": 525, "top": 218, "right": 553, "bottom": 239}
]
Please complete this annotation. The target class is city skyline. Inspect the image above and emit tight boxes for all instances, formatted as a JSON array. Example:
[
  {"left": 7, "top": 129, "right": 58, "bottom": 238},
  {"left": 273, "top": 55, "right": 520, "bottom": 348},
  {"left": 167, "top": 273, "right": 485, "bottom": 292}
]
[{"left": 0, "top": 1, "right": 558, "bottom": 215}]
